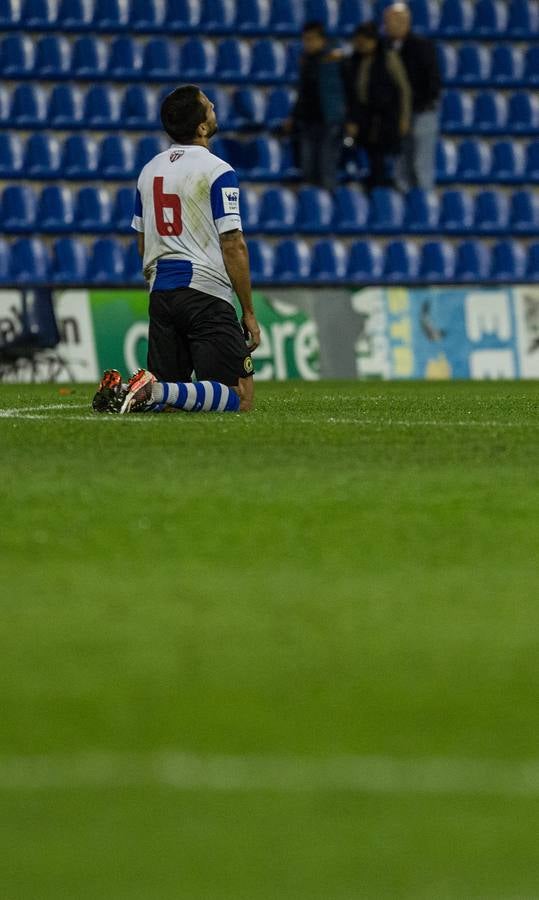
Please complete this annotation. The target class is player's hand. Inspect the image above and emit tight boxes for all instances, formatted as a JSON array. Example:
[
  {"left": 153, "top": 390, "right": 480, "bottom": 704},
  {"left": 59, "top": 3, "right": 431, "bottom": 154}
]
[{"left": 242, "top": 313, "right": 261, "bottom": 352}]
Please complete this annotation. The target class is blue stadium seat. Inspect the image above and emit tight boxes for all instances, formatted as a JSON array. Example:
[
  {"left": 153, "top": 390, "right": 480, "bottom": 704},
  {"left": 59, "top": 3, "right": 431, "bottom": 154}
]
[
  {"left": 71, "top": 36, "right": 108, "bottom": 77},
  {"left": 418, "top": 241, "right": 455, "bottom": 281},
  {"left": 437, "top": 0, "right": 473, "bottom": 36},
  {"left": 472, "top": 0, "right": 507, "bottom": 37},
  {"left": 37, "top": 186, "right": 75, "bottom": 232},
  {"left": 0, "top": 87, "right": 10, "bottom": 126},
  {"left": 525, "top": 141, "right": 539, "bottom": 183},
  {"left": 250, "top": 38, "right": 287, "bottom": 83},
  {"left": 210, "top": 137, "right": 243, "bottom": 170},
  {"left": 62, "top": 135, "right": 99, "bottom": 179},
  {"left": 35, "top": 34, "right": 71, "bottom": 77},
  {"left": 201, "top": 0, "right": 235, "bottom": 32},
  {"left": 0, "top": 239, "right": 11, "bottom": 283},
  {"left": 274, "top": 239, "right": 311, "bottom": 280},
  {"left": 526, "top": 243, "right": 539, "bottom": 280},
  {"left": 455, "top": 44, "right": 490, "bottom": 85},
  {"left": 48, "top": 84, "right": 84, "bottom": 127},
  {"left": 120, "top": 85, "right": 157, "bottom": 130},
  {"left": 1, "top": 186, "right": 37, "bottom": 233},
  {"left": 346, "top": 240, "right": 384, "bottom": 280},
  {"left": 280, "top": 139, "right": 302, "bottom": 179},
  {"left": 337, "top": 0, "right": 378, "bottom": 35},
  {"left": 83, "top": 85, "right": 121, "bottom": 128},
  {"left": 246, "top": 239, "right": 275, "bottom": 281},
  {"left": 112, "top": 187, "right": 136, "bottom": 233},
  {"left": 142, "top": 38, "right": 180, "bottom": 79},
  {"left": 268, "top": 0, "right": 302, "bottom": 33},
  {"left": 367, "top": 188, "right": 404, "bottom": 234},
  {"left": 455, "top": 240, "right": 490, "bottom": 281},
  {"left": 0, "top": 134, "right": 23, "bottom": 176},
  {"left": 99, "top": 135, "right": 135, "bottom": 179},
  {"left": 235, "top": 0, "right": 271, "bottom": 34},
  {"left": 10, "top": 238, "right": 50, "bottom": 283},
  {"left": 508, "top": 92, "right": 539, "bottom": 134},
  {"left": 310, "top": 239, "right": 347, "bottom": 281},
  {"left": 135, "top": 136, "right": 167, "bottom": 171},
  {"left": 436, "top": 140, "right": 458, "bottom": 183},
  {"left": 305, "top": 0, "right": 339, "bottom": 32},
  {"left": 491, "top": 140, "right": 527, "bottom": 183},
  {"left": 524, "top": 47, "right": 539, "bottom": 87},
  {"left": 57, "top": 0, "right": 93, "bottom": 29},
  {"left": 108, "top": 37, "right": 143, "bottom": 78},
  {"left": 92, "top": 0, "right": 130, "bottom": 30},
  {"left": 473, "top": 91, "right": 508, "bottom": 135},
  {"left": 507, "top": 0, "right": 539, "bottom": 37},
  {"left": 258, "top": 187, "right": 297, "bottom": 233},
  {"left": 124, "top": 241, "right": 144, "bottom": 284},
  {"left": 407, "top": 0, "right": 440, "bottom": 33},
  {"left": 130, "top": 0, "right": 166, "bottom": 31},
  {"left": 238, "top": 187, "right": 259, "bottom": 233},
  {"left": 489, "top": 241, "right": 526, "bottom": 281},
  {"left": 164, "top": 0, "right": 201, "bottom": 30},
  {"left": 22, "top": 0, "right": 58, "bottom": 28},
  {"left": 436, "top": 45, "right": 457, "bottom": 84},
  {"left": 510, "top": 191, "right": 539, "bottom": 235},
  {"left": 0, "top": 0, "right": 21, "bottom": 28},
  {"left": 180, "top": 38, "right": 217, "bottom": 79},
  {"left": 24, "top": 134, "right": 62, "bottom": 178},
  {"left": 244, "top": 137, "right": 283, "bottom": 179},
  {"left": 9, "top": 84, "right": 48, "bottom": 127},
  {"left": 75, "top": 187, "right": 113, "bottom": 232},
  {"left": 51, "top": 238, "right": 88, "bottom": 284},
  {"left": 490, "top": 45, "right": 524, "bottom": 86},
  {"left": 441, "top": 91, "right": 473, "bottom": 133},
  {"left": 440, "top": 189, "right": 473, "bottom": 233},
  {"left": 296, "top": 187, "right": 334, "bottom": 233},
  {"left": 403, "top": 189, "right": 439, "bottom": 233},
  {"left": 473, "top": 190, "right": 509, "bottom": 235},
  {"left": 88, "top": 239, "right": 125, "bottom": 283},
  {"left": 286, "top": 41, "right": 303, "bottom": 79},
  {"left": 456, "top": 139, "right": 491, "bottom": 182},
  {"left": 333, "top": 186, "right": 369, "bottom": 234},
  {"left": 216, "top": 38, "right": 251, "bottom": 80},
  {"left": 1, "top": 35, "right": 35, "bottom": 76},
  {"left": 266, "top": 88, "right": 294, "bottom": 129},
  {"left": 228, "top": 88, "right": 266, "bottom": 129},
  {"left": 383, "top": 240, "right": 420, "bottom": 281}
]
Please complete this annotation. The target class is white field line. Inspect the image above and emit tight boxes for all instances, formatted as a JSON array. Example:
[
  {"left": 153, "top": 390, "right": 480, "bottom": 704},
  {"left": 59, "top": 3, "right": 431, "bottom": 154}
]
[{"left": 0, "top": 752, "right": 538, "bottom": 796}]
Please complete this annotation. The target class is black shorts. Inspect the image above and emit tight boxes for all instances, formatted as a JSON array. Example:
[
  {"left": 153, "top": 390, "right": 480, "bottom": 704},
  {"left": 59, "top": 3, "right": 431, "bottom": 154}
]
[{"left": 147, "top": 287, "right": 254, "bottom": 386}]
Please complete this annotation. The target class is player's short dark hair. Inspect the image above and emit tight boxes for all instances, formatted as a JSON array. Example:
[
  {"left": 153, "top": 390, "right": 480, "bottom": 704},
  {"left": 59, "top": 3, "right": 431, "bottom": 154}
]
[
  {"left": 302, "top": 20, "right": 326, "bottom": 37},
  {"left": 160, "top": 85, "right": 207, "bottom": 144}
]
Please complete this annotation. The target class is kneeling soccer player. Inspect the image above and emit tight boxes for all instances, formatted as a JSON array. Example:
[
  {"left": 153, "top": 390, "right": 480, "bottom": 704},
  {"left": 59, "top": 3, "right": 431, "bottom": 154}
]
[{"left": 92, "top": 368, "right": 250, "bottom": 414}]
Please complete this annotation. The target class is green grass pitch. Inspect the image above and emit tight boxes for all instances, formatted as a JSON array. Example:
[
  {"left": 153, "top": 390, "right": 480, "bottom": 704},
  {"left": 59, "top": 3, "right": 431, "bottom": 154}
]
[{"left": 1, "top": 380, "right": 538, "bottom": 899}]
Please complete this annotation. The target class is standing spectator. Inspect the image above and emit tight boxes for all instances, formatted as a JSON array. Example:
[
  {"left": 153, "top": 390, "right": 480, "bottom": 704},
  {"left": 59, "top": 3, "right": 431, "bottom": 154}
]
[
  {"left": 383, "top": 2, "right": 441, "bottom": 191},
  {"left": 344, "top": 21, "right": 411, "bottom": 192},
  {"left": 289, "top": 21, "right": 346, "bottom": 193}
]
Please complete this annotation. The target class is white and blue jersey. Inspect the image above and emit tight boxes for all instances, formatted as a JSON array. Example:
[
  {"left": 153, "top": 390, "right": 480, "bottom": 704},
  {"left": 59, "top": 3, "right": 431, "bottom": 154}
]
[{"left": 131, "top": 144, "right": 243, "bottom": 305}]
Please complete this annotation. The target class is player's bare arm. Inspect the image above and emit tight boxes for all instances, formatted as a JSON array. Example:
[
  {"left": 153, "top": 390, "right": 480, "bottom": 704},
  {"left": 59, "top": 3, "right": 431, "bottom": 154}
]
[
  {"left": 137, "top": 233, "right": 144, "bottom": 257},
  {"left": 219, "top": 229, "right": 261, "bottom": 352}
]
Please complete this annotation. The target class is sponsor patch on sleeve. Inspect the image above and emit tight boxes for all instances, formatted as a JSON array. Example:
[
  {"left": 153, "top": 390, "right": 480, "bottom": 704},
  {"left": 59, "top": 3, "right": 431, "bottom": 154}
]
[{"left": 222, "top": 187, "right": 240, "bottom": 214}]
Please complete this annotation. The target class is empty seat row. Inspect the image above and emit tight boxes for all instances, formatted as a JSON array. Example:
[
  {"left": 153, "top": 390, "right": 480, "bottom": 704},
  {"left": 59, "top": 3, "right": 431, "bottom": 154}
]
[
  {"left": 442, "top": 91, "right": 539, "bottom": 135},
  {"left": 1, "top": 237, "right": 538, "bottom": 285},
  {"left": 439, "top": 44, "right": 539, "bottom": 88},
  {"left": 3, "top": 185, "right": 537, "bottom": 239},
  {"left": 0, "top": 34, "right": 300, "bottom": 82},
  {"left": 2, "top": 0, "right": 538, "bottom": 38},
  {"left": 1, "top": 133, "right": 539, "bottom": 185},
  {"left": 1, "top": 83, "right": 295, "bottom": 132}
]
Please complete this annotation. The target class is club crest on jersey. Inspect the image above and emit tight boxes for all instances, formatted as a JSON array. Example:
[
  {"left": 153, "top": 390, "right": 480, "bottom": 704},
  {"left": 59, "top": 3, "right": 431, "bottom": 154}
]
[
  {"left": 222, "top": 187, "right": 240, "bottom": 214},
  {"left": 170, "top": 150, "right": 184, "bottom": 163}
]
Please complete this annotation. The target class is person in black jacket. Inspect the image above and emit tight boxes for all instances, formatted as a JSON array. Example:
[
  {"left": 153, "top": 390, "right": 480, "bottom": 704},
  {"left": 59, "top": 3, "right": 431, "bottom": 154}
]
[
  {"left": 288, "top": 21, "right": 346, "bottom": 192},
  {"left": 383, "top": 2, "right": 441, "bottom": 191},
  {"left": 344, "top": 21, "right": 411, "bottom": 192}
]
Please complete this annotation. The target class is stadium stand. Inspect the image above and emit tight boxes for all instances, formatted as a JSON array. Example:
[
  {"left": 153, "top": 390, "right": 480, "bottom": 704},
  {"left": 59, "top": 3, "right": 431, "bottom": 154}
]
[{"left": 0, "top": 0, "right": 537, "bottom": 284}]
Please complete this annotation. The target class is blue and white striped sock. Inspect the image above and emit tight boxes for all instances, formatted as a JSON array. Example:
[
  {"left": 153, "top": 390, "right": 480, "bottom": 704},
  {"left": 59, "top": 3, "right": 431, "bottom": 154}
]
[{"left": 150, "top": 381, "right": 240, "bottom": 412}]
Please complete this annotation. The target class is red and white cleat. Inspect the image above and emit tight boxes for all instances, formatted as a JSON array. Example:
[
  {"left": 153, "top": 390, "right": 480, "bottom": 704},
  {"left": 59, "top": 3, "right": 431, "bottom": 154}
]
[{"left": 118, "top": 368, "right": 157, "bottom": 414}]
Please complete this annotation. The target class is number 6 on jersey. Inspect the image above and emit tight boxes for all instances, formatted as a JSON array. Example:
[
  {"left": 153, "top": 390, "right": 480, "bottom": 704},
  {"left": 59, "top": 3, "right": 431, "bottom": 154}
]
[{"left": 153, "top": 176, "right": 182, "bottom": 236}]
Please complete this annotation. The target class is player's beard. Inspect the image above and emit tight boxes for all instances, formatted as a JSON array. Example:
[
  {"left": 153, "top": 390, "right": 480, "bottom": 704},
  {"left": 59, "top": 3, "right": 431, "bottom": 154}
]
[{"left": 207, "top": 121, "right": 218, "bottom": 139}]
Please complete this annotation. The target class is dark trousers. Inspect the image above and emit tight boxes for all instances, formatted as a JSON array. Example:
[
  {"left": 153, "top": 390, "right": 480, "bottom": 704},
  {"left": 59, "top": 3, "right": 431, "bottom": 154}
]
[{"left": 298, "top": 123, "right": 342, "bottom": 193}]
